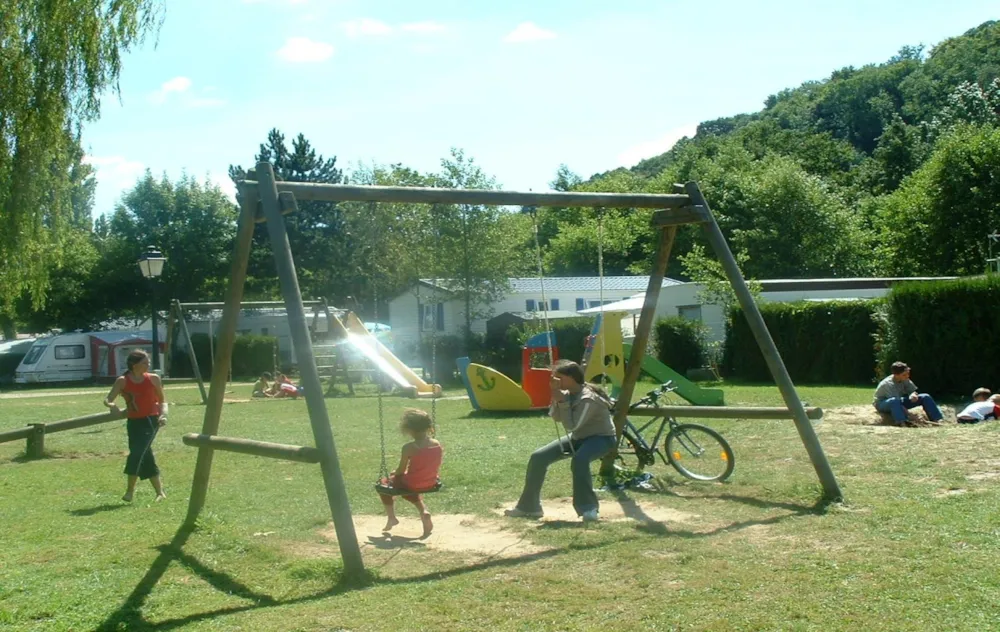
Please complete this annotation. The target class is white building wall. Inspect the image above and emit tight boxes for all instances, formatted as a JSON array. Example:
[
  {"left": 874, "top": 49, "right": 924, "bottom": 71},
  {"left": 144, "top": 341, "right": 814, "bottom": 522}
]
[{"left": 389, "top": 286, "right": 641, "bottom": 352}]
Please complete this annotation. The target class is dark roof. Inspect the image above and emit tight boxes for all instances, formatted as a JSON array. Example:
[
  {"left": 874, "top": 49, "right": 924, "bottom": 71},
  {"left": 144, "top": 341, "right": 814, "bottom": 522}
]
[
  {"left": 419, "top": 276, "right": 680, "bottom": 294},
  {"left": 758, "top": 277, "right": 958, "bottom": 292}
]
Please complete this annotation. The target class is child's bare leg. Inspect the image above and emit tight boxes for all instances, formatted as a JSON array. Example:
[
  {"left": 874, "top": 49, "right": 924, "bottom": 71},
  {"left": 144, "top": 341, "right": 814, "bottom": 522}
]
[
  {"left": 380, "top": 494, "right": 399, "bottom": 532},
  {"left": 123, "top": 475, "right": 138, "bottom": 502},
  {"left": 406, "top": 495, "right": 433, "bottom": 538},
  {"left": 150, "top": 475, "right": 166, "bottom": 500}
]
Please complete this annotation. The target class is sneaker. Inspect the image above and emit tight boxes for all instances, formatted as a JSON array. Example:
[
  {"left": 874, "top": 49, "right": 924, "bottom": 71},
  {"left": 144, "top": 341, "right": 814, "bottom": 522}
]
[
  {"left": 504, "top": 507, "right": 543, "bottom": 519},
  {"left": 581, "top": 509, "right": 599, "bottom": 522}
]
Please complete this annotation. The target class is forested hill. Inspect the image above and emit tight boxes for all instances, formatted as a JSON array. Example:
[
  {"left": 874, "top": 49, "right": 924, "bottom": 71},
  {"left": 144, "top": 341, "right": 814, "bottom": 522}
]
[{"left": 546, "top": 20, "right": 1000, "bottom": 281}]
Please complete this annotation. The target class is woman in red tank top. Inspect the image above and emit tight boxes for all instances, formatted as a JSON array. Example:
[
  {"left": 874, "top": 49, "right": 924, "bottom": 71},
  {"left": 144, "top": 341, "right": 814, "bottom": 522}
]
[
  {"left": 378, "top": 408, "right": 443, "bottom": 538},
  {"left": 103, "top": 349, "right": 168, "bottom": 502}
]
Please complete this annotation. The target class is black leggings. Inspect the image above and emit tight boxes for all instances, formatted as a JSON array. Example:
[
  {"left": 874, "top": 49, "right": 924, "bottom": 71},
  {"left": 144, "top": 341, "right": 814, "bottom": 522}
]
[{"left": 124, "top": 416, "right": 160, "bottom": 480}]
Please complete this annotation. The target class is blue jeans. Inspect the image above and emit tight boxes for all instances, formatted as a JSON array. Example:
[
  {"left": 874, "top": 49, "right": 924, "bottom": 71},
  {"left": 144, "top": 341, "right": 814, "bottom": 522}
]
[
  {"left": 515, "top": 434, "right": 616, "bottom": 516},
  {"left": 875, "top": 394, "right": 943, "bottom": 424}
]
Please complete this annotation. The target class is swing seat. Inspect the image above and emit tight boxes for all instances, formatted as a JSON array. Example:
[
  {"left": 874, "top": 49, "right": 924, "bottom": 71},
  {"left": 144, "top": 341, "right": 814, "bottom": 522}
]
[{"left": 374, "top": 479, "right": 443, "bottom": 496}]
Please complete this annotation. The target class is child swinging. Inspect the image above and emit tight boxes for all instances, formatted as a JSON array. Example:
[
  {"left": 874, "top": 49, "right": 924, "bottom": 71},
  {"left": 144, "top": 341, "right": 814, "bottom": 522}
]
[{"left": 377, "top": 408, "right": 443, "bottom": 538}]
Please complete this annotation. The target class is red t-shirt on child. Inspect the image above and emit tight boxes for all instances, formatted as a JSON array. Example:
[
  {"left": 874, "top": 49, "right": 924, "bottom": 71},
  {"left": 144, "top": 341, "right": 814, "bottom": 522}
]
[
  {"left": 402, "top": 443, "right": 443, "bottom": 491},
  {"left": 121, "top": 374, "right": 160, "bottom": 418}
]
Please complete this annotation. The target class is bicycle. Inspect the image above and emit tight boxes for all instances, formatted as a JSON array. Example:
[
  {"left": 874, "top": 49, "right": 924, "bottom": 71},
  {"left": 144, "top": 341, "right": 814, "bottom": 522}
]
[{"left": 613, "top": 381, "right": 735, "bottom": 482}]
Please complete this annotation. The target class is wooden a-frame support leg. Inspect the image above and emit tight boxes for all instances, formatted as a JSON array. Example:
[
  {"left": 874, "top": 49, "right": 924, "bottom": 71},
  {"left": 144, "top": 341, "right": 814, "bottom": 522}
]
[{"left": 185, "top": 193, "right": 257, "bottom": 524}]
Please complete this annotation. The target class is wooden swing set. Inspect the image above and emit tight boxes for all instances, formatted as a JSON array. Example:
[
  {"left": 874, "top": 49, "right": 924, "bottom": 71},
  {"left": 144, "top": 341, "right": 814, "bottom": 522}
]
[{"left": 181, "top": 162, "right": 842, "bottom": 578}]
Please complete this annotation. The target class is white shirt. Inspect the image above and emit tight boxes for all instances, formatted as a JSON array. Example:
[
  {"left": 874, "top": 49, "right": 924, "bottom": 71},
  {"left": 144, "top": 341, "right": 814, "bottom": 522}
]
[{"left": 957, "top": 400, "right": 998, "bottom": 421}]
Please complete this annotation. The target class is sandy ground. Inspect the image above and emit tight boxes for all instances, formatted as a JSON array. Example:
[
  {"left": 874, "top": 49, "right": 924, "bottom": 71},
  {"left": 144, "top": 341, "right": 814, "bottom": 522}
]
[
  {"left": 820, "top": 403, "right": 958, "bottom": 429},
  {"left": 316, "top": 496, "right": 700, "bottom": 561}
]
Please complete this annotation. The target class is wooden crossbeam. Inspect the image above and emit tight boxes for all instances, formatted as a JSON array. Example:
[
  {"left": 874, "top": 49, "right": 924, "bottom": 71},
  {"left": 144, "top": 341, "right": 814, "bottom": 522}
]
[
  {"left": 629, "top": 406, "right": 824, "bottom": 420},
  {"left": 182, "top": 433, "right": 321, "bottom": 464},
  {"left": 650, "top": 205, "right": 711, "bottom": 226},
  {"left": 240, "top": 179, "right": 692, "bottom": 222}
]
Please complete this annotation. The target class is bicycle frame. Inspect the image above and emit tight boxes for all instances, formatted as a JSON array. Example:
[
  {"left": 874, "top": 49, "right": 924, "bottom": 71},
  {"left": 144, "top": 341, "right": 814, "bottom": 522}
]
[{"left": 618, "top": 383, "right": 681, "bottom": 467}]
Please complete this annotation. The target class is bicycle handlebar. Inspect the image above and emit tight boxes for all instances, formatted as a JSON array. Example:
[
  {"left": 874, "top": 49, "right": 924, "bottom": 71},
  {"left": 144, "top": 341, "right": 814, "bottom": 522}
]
[{"left": 627, "top": 381, "right": 678, "bottom": 411}]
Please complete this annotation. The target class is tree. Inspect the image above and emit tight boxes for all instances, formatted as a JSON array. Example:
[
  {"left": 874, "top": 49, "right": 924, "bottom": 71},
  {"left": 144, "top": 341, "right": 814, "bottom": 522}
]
[
  {"left": 229, "top": 130, "right": 350, "bottom": 302},
  {"left": 84, "top": 173, "right": 238, "bottom": 326},
  {"left": 430, "top": 149, "right": 531, "bottom": 349},
  {"left": 927, "top": 78, "right": 1000, "bottom": 138},
  {"left": 875, "top": 125, "right": 1000, "bottom": 276},
  {"left": 0, "top": 0, "right": 162, "bottom": 317},
  {"left": 344, "top": 162, "right": 439, "bottom": 318}
]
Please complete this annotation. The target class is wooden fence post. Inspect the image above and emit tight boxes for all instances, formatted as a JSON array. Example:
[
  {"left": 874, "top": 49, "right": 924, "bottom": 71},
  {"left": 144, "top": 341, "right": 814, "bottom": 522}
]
[{"left": 26, "top": 424, "right": 45, "bottom": 458}]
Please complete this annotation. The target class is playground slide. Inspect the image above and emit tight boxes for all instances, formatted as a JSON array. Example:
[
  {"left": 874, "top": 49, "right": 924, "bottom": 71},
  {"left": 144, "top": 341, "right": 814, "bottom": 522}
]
[
  {"left": 623, "top": 342, "right": 725, "bottom": 406},
  {"left": 340, "top": 312, "right": 441, "bottom": 397},
  {"left": 456, "top": 357, "right": 535, "bottom": 411}
]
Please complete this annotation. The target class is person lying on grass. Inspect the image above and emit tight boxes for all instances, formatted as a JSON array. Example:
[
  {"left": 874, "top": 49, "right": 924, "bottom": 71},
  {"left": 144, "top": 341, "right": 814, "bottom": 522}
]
[
  {"left": 956, "top": 388, "right": 1000, "bottom": 424},
  {"left": 272, "top": 374, "right": 302, "bottom": 399},
  {"left": 873, "top": 361, "right": 944, "bottom": 426},
  {"left": 378, "top": 408, "right": 443, "bottom": 538}
]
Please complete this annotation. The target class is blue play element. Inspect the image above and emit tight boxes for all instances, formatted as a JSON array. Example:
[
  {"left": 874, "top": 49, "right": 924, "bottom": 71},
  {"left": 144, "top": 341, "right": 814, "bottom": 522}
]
[{"left": 524, "top": 331, "right": 556, "bottom": 348}]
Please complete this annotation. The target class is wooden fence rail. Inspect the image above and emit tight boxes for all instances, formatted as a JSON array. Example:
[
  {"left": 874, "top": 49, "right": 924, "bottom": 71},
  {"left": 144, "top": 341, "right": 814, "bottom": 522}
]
[
  {"left": 0, "top": 409, "right": 127, "bottom": 458},
  {"left": 628, "top": 406, "right": 824, "bottom": 420}
]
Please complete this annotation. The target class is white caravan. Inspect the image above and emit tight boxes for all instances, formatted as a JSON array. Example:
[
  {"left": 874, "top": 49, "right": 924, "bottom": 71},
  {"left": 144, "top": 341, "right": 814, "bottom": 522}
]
[{"left": 14, "top": 333, "right": 94, "bottom": 384}]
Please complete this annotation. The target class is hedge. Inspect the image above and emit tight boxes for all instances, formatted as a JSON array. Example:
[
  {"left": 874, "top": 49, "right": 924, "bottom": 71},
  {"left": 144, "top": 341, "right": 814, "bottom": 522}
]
[
  {"left": 723, "top": 300, "right": 879, "bottom": 384},
  {"left": 654, "top": 317, "right": 707, "bottom": 376},
  {"left": 170, "top": 333, "right": 277, "bottom": 379},
  {"left": 477, "top": 317, "right": 596, "bottom": 382},
  {"left": 878, "top": 276, "right": 1000, "bottom": 397}
]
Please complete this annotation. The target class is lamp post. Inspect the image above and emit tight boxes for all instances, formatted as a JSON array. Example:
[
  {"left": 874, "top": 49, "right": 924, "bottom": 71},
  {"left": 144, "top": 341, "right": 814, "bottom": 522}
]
[{"left": 137, "top": 246, "right": 167, "bottom": 373}]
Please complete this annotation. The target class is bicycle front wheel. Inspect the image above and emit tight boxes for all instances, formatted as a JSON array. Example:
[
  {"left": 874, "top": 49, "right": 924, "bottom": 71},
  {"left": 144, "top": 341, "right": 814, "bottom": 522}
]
[{"left": 665, "top": 424, "right": 735, "bottom": 482}]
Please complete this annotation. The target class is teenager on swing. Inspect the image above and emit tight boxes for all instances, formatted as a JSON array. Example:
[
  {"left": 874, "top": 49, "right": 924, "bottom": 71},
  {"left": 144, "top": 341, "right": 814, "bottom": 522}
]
[{"left": 505, "top": 360, "right": 616, "bottom": 522}]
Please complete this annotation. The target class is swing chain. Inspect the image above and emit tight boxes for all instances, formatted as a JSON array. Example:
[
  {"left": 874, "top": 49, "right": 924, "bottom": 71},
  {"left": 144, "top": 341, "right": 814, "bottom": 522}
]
[{"left": 367, "top": 200, "right": 390, "bottom": 481}]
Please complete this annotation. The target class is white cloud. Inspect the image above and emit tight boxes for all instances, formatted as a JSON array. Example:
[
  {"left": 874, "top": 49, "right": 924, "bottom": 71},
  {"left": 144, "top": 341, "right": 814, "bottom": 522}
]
[
  {"left": 148, "top": 77, "right": 226, "bottom": 108},
  {"left": 617, "top": 123, "right": 699, "bottom": 168},
  {"left": 503, "top": 22, "right": 557, "bottom": 44},
  {"left": 401, "top": 21, "right": 447, "bottom": 34},
  {"left": 149, "top": 76, "right": 192, "bottom": 104},
  {"left": 343, "top": 18, "right": 393, "bottom": 38},
  {"left": 276, "top": 37, "right": 334, "bottom": 63}
]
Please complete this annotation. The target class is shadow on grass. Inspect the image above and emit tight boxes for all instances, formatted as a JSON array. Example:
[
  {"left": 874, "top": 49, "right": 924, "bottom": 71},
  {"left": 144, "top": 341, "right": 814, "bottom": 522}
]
[
  {"left": 366, "top": 534, "right": 427, "bottom": 549},
  {"left": 94, "top": 489, "right": 830, "bottom": 630},
  {"left": 69, "top": 503, "right": 130, "bottom": 517}
]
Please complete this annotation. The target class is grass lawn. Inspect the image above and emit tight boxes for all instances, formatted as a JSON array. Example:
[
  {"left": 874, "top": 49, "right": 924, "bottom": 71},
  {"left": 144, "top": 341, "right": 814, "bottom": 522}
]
[{"left": 2, "top": 379, "right": 999, "bottom": 631}]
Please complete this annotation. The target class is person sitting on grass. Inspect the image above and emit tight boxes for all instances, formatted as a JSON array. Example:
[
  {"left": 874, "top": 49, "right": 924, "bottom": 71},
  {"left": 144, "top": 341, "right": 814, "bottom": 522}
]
[
  {"left": 252, "top": 372, "right": 274, "bottom": 398},
  {"left": 873, "top": 361, "right": 944, "bottom": 426},
  {"left": 956, "top": 388, "right": 1000, "bottom": 424},
  {"left": 378, "top": 408, "right": 443, "bottom": 538}
]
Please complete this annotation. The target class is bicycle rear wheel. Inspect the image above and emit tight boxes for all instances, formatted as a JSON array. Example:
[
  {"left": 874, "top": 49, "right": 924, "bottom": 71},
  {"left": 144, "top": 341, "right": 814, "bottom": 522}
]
[
  {"left": 615, "top": 432, "right": 655, "bottom": 471},
  {"left": 665, "top": 424, "right": 735, "bottom": 482}
]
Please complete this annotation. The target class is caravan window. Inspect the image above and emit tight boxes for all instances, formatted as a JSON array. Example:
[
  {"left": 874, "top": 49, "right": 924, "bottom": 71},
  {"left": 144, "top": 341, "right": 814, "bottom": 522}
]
[
  {"left": 21, "top": 345, "right": 47, "bottom": 365},
  {"left": 54, "top": 344, "right": 86, "bottom": 360}
]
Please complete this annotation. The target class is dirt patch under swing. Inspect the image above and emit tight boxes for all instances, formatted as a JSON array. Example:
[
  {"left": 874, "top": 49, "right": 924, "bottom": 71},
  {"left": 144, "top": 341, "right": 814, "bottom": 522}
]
[
  {"left": 821, "top": 404, "right": 957, "bottom": 429},
  {"left": 315, "top": 497, "right": 700, "bottom": 561}
]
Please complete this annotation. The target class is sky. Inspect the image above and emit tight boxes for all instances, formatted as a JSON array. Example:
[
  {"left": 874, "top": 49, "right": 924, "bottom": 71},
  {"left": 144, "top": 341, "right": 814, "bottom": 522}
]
[{"left": 81, "top": 0, "right": 998, "bottom": 219}]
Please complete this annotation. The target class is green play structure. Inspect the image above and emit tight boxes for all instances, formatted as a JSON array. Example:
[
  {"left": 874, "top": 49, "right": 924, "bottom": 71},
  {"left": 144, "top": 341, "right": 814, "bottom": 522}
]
[{"left": 623, "top": 342, "right": 725, "bottom": 406}]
